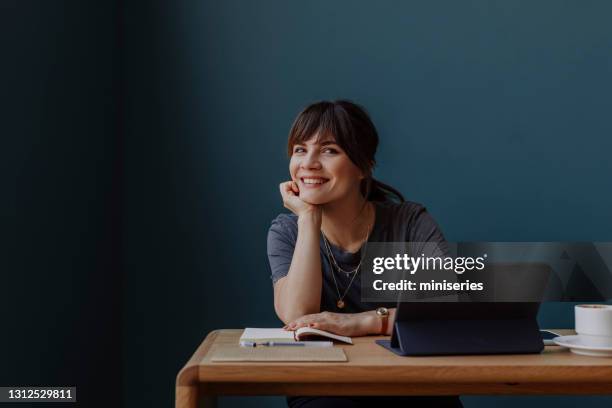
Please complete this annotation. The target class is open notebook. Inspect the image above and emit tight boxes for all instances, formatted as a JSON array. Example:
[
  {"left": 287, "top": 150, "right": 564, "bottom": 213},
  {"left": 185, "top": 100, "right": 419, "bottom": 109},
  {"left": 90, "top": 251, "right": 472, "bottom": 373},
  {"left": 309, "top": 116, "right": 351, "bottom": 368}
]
[{"left": 240, "top": 327, "right": 352, "bottom": 345}]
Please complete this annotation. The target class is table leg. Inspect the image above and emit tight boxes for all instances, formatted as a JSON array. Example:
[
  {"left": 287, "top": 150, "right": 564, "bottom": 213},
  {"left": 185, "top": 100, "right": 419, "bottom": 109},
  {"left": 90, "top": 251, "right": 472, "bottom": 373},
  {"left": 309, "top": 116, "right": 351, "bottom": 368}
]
[{"left": 176, "top": 385, "right": 217, "bottom": 408}]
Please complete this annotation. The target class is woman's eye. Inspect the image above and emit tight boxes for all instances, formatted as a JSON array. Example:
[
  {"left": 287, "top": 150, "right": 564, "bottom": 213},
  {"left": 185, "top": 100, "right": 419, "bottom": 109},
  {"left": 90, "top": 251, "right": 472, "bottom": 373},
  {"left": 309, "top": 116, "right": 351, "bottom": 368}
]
[
  {"left": 322, "top": 148, "right": 338, "bottom": 154},
  {"left": 293, "top": 147, "right": 305, "bottom": 153}
]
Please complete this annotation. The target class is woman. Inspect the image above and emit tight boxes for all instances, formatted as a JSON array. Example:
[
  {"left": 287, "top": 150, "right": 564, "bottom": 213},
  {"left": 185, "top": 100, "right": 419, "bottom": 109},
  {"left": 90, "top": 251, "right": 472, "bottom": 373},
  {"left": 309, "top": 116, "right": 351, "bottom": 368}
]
[{"left": 267, "top": 100, "right": 462, "bottom": 408}]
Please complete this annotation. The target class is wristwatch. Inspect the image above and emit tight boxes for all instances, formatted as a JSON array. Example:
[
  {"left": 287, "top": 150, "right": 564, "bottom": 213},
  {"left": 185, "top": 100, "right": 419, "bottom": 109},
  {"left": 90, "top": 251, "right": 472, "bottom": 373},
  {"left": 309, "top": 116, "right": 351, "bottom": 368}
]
[{"left": 375, "top": 307, "right": 389, "bottom": 335}]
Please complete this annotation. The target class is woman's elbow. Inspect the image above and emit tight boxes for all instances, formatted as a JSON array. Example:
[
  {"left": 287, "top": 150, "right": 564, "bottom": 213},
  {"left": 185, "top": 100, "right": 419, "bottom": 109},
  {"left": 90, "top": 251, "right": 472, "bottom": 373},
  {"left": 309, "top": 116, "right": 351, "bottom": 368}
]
[{"left": 274, "top": 303, "right": 319, "bottom": 324}]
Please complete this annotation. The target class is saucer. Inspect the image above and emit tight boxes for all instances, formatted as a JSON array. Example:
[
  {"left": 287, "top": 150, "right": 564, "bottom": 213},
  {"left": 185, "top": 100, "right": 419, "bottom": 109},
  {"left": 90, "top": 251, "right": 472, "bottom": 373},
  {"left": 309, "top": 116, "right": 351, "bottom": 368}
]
[{"left": 553, "top": 335, "right": 612, "bottom": 357}]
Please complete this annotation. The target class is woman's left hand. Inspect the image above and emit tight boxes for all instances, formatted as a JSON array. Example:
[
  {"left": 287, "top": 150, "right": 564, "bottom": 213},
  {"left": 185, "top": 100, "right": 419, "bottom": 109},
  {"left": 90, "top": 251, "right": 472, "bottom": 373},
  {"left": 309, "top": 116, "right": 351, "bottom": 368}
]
[{"left": 283, "top": 311, "right": 378, "bottom": 337}]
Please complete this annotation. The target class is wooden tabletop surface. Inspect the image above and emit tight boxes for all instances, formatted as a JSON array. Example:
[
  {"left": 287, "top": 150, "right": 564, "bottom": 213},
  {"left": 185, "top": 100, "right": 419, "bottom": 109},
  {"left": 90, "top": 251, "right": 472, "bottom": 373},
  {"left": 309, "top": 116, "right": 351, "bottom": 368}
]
[{"left": 176, "top": 329, "right": 612, "bottom": 399}]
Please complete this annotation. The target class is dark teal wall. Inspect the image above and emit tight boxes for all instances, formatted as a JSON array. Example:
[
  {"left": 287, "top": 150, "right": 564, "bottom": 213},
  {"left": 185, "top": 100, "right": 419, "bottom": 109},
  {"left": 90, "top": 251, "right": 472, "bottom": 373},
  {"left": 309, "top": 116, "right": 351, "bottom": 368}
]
[
  {"left": 123, "top": 1, "right": 612, "bottom": 407},
  {"left": 1, "top": 1, "right": 121, "bottom": 406}
]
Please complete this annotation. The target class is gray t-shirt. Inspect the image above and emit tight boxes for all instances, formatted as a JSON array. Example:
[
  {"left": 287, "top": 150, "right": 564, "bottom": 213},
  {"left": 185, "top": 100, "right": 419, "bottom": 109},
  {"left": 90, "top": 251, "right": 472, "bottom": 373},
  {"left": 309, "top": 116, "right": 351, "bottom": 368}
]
[{"left": 266, "top": 200, "right": 448, "bottom": 313}]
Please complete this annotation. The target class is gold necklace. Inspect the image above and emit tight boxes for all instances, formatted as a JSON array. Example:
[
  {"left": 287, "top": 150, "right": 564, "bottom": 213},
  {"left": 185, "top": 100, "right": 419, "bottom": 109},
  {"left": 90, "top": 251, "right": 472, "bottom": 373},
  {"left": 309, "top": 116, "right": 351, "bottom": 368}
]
[
  {"left": 322, "top": 233, "right": 365, "bottom": 275},
  {"left": 321, "top": 205, "right": 373, "bottom": 309}
]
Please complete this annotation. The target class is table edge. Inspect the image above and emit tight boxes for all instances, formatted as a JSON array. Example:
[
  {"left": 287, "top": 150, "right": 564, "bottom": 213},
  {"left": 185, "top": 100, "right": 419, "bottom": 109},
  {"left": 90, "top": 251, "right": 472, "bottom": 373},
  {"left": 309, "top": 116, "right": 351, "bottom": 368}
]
[{"left": 176, "top": 330, "right": 220, "bottom": 386}]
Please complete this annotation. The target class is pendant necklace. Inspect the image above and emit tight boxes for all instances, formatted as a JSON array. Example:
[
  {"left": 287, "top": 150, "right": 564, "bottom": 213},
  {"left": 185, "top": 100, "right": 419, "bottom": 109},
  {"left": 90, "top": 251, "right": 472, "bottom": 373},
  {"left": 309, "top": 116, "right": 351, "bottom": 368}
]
[{"left": 321, "top": 205, "right": 373, "bottom": 309}]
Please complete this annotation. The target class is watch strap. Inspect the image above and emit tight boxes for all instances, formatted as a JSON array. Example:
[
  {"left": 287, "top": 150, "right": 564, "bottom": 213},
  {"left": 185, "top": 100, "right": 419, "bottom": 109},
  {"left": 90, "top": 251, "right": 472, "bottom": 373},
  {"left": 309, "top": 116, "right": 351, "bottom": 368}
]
[{"left": 376, "top": 307, "right": 389, "bottom": 335}]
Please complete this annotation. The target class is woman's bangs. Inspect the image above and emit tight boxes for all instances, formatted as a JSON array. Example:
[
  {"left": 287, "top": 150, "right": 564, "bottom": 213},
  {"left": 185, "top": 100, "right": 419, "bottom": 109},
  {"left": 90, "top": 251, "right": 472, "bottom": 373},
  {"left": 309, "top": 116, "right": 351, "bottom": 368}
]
[{"left": 288, "top": 106, "right": 341, "bottom": 154}]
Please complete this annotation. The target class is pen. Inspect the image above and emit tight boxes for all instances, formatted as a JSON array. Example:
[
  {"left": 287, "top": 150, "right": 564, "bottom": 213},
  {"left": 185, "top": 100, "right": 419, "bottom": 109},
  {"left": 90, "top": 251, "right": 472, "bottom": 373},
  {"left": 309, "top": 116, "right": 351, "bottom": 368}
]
[
  {"left": 265, "top": 341, "right": 333, "bottom": 347},
  {"left": 239, "top": 341, "right": 333, "bottom": 347}
]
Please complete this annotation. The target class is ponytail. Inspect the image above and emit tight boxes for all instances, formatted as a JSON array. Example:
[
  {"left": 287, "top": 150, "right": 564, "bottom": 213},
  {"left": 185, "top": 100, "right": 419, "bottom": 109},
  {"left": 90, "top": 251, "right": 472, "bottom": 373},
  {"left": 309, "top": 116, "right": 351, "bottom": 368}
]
[{"left": 362, "top": 177, "right": 405, "bottom": 204}]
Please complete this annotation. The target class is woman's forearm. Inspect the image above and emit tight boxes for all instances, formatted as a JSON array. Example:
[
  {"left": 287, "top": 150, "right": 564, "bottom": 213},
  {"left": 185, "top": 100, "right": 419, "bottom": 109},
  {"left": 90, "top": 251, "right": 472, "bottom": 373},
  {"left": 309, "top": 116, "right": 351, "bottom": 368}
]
[
  {"left": 275, "top": 212, "right": 323, "bottom": 322},
  {"left": 285, "top": 308, "right": 397, "bottom": 337}
]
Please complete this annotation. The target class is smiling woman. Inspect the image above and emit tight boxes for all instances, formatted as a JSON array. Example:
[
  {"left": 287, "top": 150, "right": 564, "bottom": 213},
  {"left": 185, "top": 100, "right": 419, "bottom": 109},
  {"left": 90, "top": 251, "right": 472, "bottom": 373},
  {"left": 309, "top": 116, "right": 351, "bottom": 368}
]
[{"left": 266, "top": 100, "right": 461, "bottom": 408}]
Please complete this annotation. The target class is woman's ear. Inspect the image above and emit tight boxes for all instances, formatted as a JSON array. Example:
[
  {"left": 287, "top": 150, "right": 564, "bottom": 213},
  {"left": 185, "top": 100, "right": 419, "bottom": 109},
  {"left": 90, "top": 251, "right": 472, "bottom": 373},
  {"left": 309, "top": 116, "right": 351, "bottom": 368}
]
[
  {"left": 363, "top": 162, "right": 375, "bottom": 180},
  {"left": 359, "top": 170, "right": 370, "bottom": 181}
]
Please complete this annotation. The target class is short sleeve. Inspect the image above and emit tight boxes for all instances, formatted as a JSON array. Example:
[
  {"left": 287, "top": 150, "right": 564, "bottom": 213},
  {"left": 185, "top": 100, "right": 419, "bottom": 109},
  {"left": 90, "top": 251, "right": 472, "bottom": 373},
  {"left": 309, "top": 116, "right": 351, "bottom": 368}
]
[
  {"left": 407, "top": 204, "right": 458, "bottom": 300},
  {"left": 266, "top": 214, "right": 298, "bottom": 284},
  {"left": 408, "top": 204, "right": 450, "bottom": 258}
]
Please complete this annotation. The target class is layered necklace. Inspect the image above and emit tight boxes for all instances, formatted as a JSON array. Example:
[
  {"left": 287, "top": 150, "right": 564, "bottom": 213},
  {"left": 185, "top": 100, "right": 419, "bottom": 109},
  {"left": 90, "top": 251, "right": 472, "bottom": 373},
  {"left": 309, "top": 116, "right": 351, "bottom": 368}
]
[{"left": 321, "top": 204, "right": 373, "bottom": 309}]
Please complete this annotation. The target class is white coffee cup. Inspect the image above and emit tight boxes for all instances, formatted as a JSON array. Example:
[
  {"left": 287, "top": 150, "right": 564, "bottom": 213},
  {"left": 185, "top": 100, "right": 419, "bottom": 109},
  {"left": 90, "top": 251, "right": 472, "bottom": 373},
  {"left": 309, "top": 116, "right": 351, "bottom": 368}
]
[{"left": 575, "top": 304, "right": 612, "bottom": 347}]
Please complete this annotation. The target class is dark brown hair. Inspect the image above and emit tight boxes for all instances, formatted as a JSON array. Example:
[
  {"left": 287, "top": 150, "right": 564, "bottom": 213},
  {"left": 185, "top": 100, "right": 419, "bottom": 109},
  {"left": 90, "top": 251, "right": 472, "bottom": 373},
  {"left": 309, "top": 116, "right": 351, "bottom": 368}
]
[{"left": 287, "top": 100, "right": 404, "bottom": 203}]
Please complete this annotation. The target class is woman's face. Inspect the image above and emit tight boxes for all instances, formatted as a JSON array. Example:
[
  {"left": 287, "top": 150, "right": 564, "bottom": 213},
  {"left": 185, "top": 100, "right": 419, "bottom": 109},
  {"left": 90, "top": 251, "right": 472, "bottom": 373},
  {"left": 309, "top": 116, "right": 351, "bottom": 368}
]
[{"left": 289, "top": 133, "right": 364, "bottom": 205}]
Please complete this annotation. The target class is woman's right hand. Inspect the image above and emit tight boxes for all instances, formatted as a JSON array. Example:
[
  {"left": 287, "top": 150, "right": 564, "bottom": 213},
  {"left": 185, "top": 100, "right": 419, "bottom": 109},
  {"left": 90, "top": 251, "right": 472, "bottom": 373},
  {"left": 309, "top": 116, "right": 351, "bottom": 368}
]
[{"left": 279, "top": 181, "right": 322, "bottom": 220}]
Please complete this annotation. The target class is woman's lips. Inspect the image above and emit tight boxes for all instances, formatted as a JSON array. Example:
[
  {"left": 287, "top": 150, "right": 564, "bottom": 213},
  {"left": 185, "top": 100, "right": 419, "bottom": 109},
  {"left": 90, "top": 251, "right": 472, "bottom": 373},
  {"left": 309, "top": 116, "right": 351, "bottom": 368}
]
[{"left": 300, "top": 177, "right": 330, "bottom": 188}]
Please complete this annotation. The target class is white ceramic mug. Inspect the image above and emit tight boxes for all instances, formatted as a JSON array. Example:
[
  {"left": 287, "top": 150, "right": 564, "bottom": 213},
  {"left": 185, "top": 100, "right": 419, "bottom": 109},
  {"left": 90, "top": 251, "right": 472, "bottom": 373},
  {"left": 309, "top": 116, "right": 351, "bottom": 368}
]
[{"left": 575, "top": 304, "right": 612, "bottom": 346}]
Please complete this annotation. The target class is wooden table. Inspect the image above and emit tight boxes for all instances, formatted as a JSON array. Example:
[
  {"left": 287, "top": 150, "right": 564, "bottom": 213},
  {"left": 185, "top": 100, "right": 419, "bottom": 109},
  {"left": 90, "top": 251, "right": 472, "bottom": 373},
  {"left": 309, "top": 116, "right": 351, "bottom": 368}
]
[{"left": 176, "top": 329, "right": 612, "bottom": 408}]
